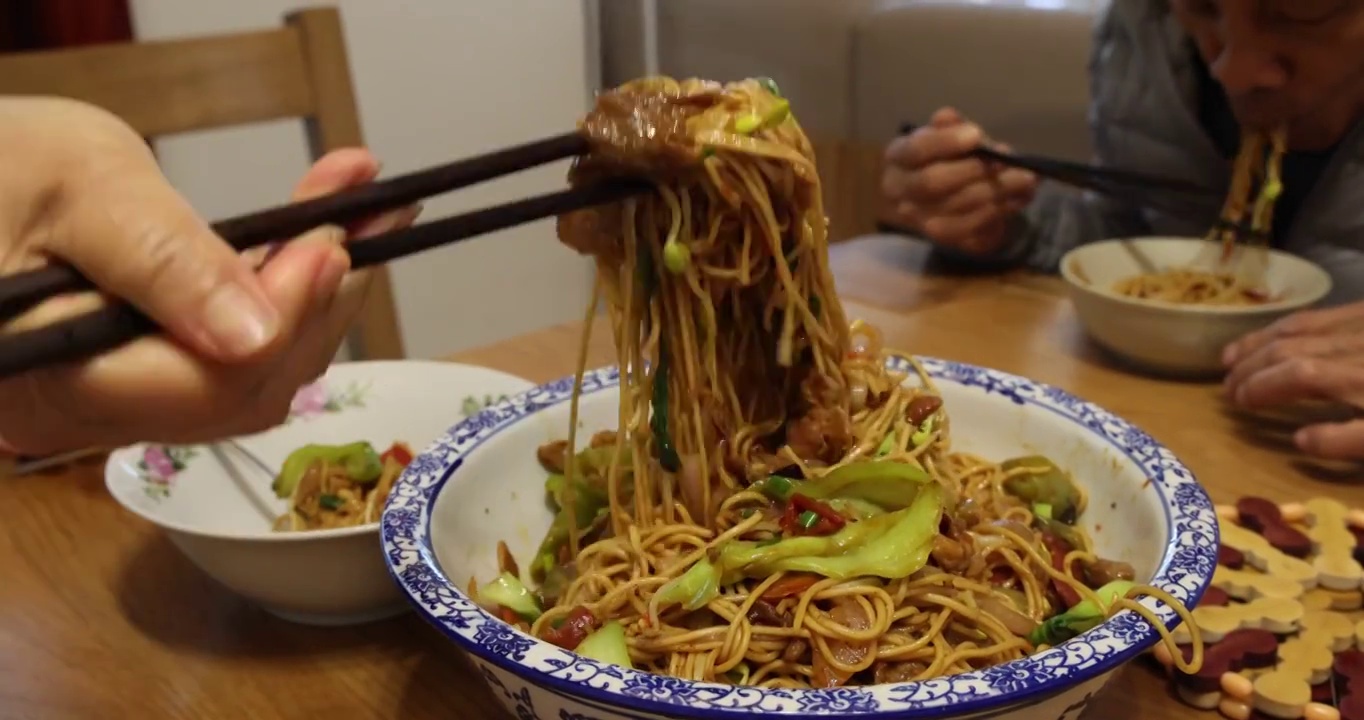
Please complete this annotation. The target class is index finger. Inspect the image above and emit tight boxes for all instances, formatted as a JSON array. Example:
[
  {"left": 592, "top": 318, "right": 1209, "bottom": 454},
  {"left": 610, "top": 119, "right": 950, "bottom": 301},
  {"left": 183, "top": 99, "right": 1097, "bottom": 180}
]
[
  {"left": 884, "top": 122, "right": 984, "bottom": 170},
  {"left": 1224, "top": 303, "right": 1364, "bottom": 366},
  {"left": 1232, "top": 357, "right": 1364, "bottom": 410}
]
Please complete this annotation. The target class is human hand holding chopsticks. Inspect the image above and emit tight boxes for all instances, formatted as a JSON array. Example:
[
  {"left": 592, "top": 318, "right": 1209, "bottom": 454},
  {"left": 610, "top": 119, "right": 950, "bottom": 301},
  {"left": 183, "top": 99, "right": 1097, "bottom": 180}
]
[
  {"left": 881, "top": 107, "right": 1039, "bottom": 255},
  {"left": 0, "top": 97, "right": 418, "bottom": 455}
]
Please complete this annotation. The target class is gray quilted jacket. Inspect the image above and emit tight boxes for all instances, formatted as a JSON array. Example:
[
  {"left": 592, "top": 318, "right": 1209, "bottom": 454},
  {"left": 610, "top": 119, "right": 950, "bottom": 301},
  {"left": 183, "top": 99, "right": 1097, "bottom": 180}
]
[{"left": 1003, "top": 0, "right": 1364, "bottom": 305}]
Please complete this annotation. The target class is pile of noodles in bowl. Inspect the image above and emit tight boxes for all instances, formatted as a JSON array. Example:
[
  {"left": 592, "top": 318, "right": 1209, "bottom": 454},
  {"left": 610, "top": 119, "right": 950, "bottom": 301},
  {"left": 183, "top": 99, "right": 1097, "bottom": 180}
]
[
  {"left": 381, "top": 76, "right": 1216, "bottom": 720},
  {"left": 383, "top": 362, "right": 1215, "bottom": 719},
  {"left": 1059, "top": 237, "right": 1331, "bottom": 377}
]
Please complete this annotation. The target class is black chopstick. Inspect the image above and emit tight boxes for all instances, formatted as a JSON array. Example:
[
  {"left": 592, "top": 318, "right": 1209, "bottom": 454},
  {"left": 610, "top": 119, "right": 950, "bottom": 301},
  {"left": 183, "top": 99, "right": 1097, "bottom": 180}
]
[
  {"left": 895, "top": 122, "right": 1222, "bottom": 204},
  {"left": 0, "top": 131, "right": 591, "bottom": 317},
  {"left": 0, "top": 178, "right": 649, "bottom": 380}
]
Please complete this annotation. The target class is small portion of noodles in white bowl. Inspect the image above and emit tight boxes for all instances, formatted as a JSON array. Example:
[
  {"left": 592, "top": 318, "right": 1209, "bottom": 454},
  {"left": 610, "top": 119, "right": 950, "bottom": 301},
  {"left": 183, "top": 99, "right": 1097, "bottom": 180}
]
[
  {"left": 382, "top": 358, "right": 1217, "bottom": 720},
  {"left": 105, "top": 360, "right": 532, "bottom": 626},
  {"left": 1060, "top": 237, "right": 1332, "bottom": 376}
]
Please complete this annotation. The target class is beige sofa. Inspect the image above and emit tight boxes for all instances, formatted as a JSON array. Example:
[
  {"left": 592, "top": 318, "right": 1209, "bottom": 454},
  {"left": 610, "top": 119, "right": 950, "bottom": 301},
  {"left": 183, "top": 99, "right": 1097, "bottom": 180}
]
[{"left": 596, "top": 0, "right": 1098, "bottom": 238}]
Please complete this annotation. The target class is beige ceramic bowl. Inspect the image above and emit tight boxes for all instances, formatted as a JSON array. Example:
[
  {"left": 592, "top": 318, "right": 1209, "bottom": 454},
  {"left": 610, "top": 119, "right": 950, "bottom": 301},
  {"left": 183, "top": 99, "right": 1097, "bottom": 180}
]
[{"left": 1059, "top": 237, "right": 1332, "bottom": 377}]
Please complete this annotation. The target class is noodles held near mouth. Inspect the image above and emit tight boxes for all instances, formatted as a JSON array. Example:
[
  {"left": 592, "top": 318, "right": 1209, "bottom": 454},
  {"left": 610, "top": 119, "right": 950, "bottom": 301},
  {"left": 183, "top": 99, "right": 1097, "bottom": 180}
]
[
  {"left": 473, "top": 76, "right": 1202, "bottom": 687},
  {"left": 1112, "top": 128, "right": 1286, "bottom": 307}
]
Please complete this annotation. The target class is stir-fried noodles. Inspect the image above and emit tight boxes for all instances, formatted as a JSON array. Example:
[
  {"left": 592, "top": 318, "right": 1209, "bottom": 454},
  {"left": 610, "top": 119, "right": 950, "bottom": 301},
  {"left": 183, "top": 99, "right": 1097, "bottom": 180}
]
[
  {"left": 1112, "top": 268, "right": 1271, "bottom": 306},
  {"left": 271, "top": 441, "right": 412, "bottom": 531},
  {"left": 473, "top": 76, "right": 1202, "bottom": 688},
  {"left": 1113, "top": 128, "right": 1286, "bottom": 307}
]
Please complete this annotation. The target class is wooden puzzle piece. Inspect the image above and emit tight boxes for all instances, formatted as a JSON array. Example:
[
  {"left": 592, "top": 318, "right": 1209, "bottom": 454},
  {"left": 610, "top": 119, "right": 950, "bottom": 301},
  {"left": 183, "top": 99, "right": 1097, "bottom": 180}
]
[
  {"left": 1219, "top": 522, "right": 1318, "bottom": 598},
  {"left": 1163, "top": 498, "right": 1364, "bottom": 720},
  {"left": 1305, "top": 499, "right": 1364, "bottom": 591},
  {"left": 1253, "top": 611, "right": 1355, "bottom": 719},
  {"left": 1304, "top": 588, "right": 1364, "bottom": 612},
  {"left": 1173, "top": 596, "right": 1303, "bottom": 644},
  {"left": 1216, "top": 564, "right": 1313, "bottom": 602}
]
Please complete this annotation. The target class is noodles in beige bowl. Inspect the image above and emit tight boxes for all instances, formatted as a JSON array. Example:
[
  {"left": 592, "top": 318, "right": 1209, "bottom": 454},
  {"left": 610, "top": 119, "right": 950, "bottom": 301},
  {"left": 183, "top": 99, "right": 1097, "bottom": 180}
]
[{"left": 1059, "top": 237, "right": 1332, "bottom": 377}]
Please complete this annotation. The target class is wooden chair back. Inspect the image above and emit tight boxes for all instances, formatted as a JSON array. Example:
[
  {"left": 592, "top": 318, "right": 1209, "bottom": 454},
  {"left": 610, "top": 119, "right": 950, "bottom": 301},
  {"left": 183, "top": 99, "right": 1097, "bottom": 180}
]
[{"left": 0, "top": 6, "right": 405, "bottom": 359}]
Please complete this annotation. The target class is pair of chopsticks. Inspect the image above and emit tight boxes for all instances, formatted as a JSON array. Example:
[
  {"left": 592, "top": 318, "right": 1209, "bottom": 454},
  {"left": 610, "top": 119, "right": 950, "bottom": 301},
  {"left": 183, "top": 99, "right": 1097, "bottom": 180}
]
[
  {"left": 3, "top": 446, "right": 109, "bottom": 477},
  {"left": 895, "top": 122, "right": 1224, "bottom": 220},
  {"left": 0, "top": 131, "right": 650, "bottom": 379}
]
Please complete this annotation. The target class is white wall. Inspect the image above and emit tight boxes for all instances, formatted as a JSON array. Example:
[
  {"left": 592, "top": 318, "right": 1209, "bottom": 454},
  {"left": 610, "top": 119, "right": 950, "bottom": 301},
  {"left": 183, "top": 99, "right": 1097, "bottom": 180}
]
[{"left": 129, "top": 0, "right": 599, "bottom": 359}]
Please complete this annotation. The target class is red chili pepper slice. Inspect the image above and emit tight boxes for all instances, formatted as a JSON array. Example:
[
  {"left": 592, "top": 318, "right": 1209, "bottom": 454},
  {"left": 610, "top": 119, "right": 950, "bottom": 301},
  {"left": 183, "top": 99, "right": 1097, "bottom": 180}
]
[
  {"left": 790, "top": 494, "right": 846, "bottom": 535},
  {"left": 1040, "top": 531, "right": 1082, "bottom": 609},
  {"left": 539, "top": 605, "right": 597, "bottom": 651},
  {"left": 762, "top": 573, "right": 821, "bottom": 600},
  {"left": 381, "top": 442, "right": 414, "bottom": 466}
]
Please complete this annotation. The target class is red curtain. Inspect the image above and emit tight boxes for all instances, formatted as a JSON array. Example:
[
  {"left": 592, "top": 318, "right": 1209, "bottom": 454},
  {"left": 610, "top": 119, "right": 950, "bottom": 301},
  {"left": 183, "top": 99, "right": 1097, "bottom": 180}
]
[{"left": 0, "top": 0, "right": 133, "bottom": 53}]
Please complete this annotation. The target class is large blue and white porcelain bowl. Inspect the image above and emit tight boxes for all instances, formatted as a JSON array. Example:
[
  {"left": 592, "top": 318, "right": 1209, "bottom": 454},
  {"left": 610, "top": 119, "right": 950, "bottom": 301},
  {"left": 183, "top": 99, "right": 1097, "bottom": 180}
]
[{"left": 381, "top": 357, "right": 1218, "bottom": 720}]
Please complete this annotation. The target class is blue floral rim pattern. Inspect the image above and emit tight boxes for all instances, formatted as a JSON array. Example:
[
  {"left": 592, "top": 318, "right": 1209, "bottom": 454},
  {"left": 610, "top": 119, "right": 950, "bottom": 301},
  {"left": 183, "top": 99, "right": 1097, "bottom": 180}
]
[{"left": 380, "top": 356, "right": 1218, "bottom": 718}]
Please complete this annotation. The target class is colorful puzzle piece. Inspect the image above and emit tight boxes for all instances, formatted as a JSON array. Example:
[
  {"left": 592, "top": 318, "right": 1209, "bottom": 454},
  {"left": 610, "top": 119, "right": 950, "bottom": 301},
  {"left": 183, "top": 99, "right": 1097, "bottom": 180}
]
[{"left": 1153, "top": 497, "right": 1364, "bottom": 720}]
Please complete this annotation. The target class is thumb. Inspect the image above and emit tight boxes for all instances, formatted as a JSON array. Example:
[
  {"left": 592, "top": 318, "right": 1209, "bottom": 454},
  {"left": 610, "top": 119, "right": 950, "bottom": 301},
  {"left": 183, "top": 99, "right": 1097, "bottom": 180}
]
[{"left": 50, "top": 148, "right": 281, "bottom": 361}]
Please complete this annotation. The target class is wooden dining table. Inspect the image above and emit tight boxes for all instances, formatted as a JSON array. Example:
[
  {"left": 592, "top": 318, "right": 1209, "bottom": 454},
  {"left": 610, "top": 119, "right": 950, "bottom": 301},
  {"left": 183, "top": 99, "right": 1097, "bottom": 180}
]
[{"left": 2, "top": 234, "right": 1357, "bottom": 720}]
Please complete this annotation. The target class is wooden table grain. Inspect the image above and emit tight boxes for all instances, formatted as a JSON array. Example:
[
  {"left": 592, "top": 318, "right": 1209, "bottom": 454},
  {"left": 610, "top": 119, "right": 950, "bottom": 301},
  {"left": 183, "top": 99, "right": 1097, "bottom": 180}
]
[{"left": 2, "top": 234, "right": 1358, "bottom": 720}]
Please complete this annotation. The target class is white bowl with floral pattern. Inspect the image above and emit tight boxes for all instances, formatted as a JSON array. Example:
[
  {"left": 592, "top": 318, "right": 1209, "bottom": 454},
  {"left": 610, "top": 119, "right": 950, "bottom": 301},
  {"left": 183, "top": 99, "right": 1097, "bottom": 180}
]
[
  {"left": 106, "top": 360, "right": 533, "bottom": 626},
  {"left": 382, "top": 357, "right": 1218, "bottom": 719}
]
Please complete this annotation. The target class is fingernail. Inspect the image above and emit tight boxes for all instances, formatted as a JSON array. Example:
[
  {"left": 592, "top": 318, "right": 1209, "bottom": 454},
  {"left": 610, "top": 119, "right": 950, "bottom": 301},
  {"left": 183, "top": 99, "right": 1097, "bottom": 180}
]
[
  {"left": 202, "top": 282, "right": 280, "bottom": 357},
  {"left": 1222, "top": 345, "right": 1238, "bottom": 366},
  {"left": 1004, "top": 168, "right": 1037, "bottom": 187},
  {"left": 383, "top": 203, "right": 422, "bottom": 233},
  {"left": 957, "top": 125, "right": 982, "bottom": 146},
  {"left": 322, "top": 225, "right": 348, "bottom": 246},
  {"left": 1293, "top": 428, "right": 1311, "bottom": 450}
]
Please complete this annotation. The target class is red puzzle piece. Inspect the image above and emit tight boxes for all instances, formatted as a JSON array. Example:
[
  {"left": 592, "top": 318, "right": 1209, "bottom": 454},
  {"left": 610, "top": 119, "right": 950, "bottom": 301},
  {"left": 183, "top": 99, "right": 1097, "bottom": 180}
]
[
  {"left": 1236, "top": 497, "right": 1313, "bottom": 558},
  {"left": 1336, "top": 650, "right": 1364, "bottom": 720},
  {"left": 1198, "top": 586, "right": 1231, "bottom": 608},
  {"left": 1174, "top": 629, "right": 1280, "bottom": 695}
]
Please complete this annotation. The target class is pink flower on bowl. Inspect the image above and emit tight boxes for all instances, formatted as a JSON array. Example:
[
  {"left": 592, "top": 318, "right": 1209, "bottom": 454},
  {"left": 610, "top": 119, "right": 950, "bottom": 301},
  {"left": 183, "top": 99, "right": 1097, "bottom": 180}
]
[
  {"left": 290, "top": 381, "right": 330, "bottom": 418},
  {"left": 136, "top": 445, "right": 198, "bottom": 500},
  {"left": 286, "top": 380, "right": 369, "bottom": 422},
  {"left": 142, "top": 446, "right": 176, "bottom": 479}
]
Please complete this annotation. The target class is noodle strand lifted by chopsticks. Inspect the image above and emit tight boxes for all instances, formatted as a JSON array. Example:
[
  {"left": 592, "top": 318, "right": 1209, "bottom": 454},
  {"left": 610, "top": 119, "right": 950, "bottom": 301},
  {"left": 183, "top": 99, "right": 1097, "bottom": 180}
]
[
  {"left": 1112, "top": 127, "right": 1287, "bottom": 307},
  {"left": 475, "top": 76, "right": 1202, "bottom": 688}
]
